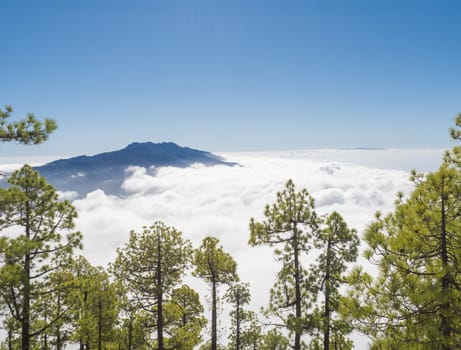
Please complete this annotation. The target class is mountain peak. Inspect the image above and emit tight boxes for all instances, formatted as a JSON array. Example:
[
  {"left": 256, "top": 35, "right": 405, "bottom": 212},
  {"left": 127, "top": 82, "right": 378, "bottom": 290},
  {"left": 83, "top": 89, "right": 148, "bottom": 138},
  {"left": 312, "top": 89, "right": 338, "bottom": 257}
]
[
  {"left": 125, "top": 141, "right": 176, "bottom": 148},
  {"left": 34, "top": 142, "right": 235, "bottom": 197}
]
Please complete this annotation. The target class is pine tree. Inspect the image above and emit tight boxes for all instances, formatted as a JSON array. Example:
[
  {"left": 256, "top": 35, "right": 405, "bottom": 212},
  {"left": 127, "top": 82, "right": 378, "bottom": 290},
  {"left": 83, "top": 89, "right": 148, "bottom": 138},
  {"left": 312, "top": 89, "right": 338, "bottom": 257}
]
[
  {"left": 345, "top": 164, "right": 461, "bottom": 349},
  {"left": 224, "top": 282, "right": 252, "bottom": 350},
  {"left": 36, "top": 266, "right": 76, "bottom": 350},
  {"left": 193, "top": 236, "right": 238, "bottom": 350},
  {"left": 70, "top": 256, "right": 119, "bottom": 350},
  {"left": 308, "top": 212, "right": 358, "bottom": 350},
  {"left": 112, "top": 222, "right": 192, "bottom": 350},
  {"left": 249, "top": 180, "right": 320, "bottom": 350},
  {"left": 165, "top": 284, "right": 207, "bottom": 350},
  {"left": 0, "top": 165, "right": 82, "bottom": 350}
]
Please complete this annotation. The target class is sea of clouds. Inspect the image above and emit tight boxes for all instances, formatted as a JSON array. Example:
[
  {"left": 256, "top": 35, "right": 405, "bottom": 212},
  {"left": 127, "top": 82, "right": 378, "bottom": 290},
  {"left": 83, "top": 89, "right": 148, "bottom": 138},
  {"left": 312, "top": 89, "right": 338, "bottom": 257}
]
[
  {"left": 70, "top": 148, "right": 445, "bottom": 267},
  {"left": 0, "top": 148, "right": 447, "bottom": 348}
]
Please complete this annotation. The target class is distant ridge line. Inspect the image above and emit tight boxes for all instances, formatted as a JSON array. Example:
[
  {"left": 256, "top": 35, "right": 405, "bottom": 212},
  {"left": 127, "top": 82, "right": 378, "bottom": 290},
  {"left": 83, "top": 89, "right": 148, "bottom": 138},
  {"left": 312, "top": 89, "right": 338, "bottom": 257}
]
[{"left": 32, "top": 141, "right": 237, "bottom": 197}]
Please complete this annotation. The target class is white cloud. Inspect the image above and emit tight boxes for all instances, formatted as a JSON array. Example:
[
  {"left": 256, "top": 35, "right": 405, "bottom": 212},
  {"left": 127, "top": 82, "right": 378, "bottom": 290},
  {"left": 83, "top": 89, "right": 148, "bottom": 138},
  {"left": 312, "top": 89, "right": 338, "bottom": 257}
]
[
  {"left": 57, "top": 190, "right": 79, "bottom": 201},
  {"left": 71, "top": 172, "right": 86, "bottom": 178},
  {"left": 0, "top": 156, "right": 62, "bottom": 172}
]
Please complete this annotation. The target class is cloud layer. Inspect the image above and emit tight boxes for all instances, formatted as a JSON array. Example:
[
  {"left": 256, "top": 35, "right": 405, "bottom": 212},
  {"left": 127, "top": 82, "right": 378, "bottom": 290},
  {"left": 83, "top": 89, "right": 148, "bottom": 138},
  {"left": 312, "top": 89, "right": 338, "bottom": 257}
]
[{"left": 74, "top": 150, "right": 434, "bottom": 268}]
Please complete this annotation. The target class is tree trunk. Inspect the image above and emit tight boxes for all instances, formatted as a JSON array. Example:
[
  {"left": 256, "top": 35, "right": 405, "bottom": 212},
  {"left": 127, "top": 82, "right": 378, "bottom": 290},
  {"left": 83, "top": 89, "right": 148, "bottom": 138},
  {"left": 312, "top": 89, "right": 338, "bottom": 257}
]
[
  {"left": 22, "top": 202, "right": 31, "bottom": 350},
  {"left": 293, "top": 228, "right": 301, "bottom": 350},
  {"left": 98, "top": 296, "right": 103, "bottom": 350},
  {"left": 20, "top": 284, "right": 30, "bottom": 349},
  {"left": 157, "top": 290, "right": 164, "bottom": 350},
  {"left": 56, "top": 330, "right": 61, "bottom": 350},
  {"left": 323, "top": 238, "right": 332, "bottom": 350},
  {"left": 56, "top": 292, "right": 62, "bottom": 350},
  {"left": 236, "top": 299, "right": 241, "bottom": 350},
  {"left": 440, "top": 188, "right": 451, "bottom": 350},
  {"left": 157, "top": 237, "right": 164, "bottom": 350},
  {"left": 8, "top": 327, "right": 13, "bottom": 350},
  {"left": 212, "top": 278, "right": 217, "bottom": 350},
  {"left": 80, "top": 290, "right": 88, "bottom": 350},
  {"left": 128, "top": 317, "right": 133, "bottom": 350}
]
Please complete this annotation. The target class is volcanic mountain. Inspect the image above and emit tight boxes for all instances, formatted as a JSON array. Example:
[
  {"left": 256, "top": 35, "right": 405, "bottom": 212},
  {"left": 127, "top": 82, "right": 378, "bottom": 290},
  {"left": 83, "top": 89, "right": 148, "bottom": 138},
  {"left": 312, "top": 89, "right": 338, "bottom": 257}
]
[{"left": 34, "top": 142, "right": 236, "bottom": 196}]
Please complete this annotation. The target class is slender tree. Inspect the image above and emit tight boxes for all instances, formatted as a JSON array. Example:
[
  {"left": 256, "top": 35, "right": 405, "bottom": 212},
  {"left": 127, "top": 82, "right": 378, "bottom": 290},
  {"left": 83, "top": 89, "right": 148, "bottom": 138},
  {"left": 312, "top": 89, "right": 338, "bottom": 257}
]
[
  {"left": 241, "top": 314, "right": 261, "bottom": 350},
  {"left": 308, "top": 212, "right": 358, "bottom": 350},
  {"left": 249, "top": 180, "right": 320, "bottom": 350},
  {"left": 71, "top": 256, "right": 119, "bottom": 350},
  {"left": 36, "top": 266, "right": 76, "bottom": 350},
  {"left": 193, "top": 236, "right": 238, "bottom": 350},
  {"left": 112, "top": 222, "right": 192, "bottom": 350},
  {"left": 114, "top": 308, "right": 149, "bottom": 350},
  {"left": 113, "top": 289, "right": 147, "bottom": 350},
  {"left": 0, "top": 165, "right": 82, "bottom": 350},
  {"left": 0, "top": 105, "right": 57, "bottom": 348},
  {"left": 225, "top": 282, "right": 252, "bottom": 350}
]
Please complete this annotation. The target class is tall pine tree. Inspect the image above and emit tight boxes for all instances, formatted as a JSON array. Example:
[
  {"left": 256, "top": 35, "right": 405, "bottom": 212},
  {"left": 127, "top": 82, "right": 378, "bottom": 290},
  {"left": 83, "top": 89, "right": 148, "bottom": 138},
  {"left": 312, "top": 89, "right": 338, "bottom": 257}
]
[
  {"left": 0, "top": 165, "right": 82, "bottom": 350},
  {"left": 249, "top": 180, "right": 320, "bottom": 350},
  {"left": 112, "top": 222, "right": 192, "bottom": 350},
  {"left": 193, "top": 236, "right": 238, "bottom": 350},
  {"left": 308, "top": 212, "right": 358, "bottom": 350},
  {"left": 345, "top": 164, "right": 461, "bottom": 349}
]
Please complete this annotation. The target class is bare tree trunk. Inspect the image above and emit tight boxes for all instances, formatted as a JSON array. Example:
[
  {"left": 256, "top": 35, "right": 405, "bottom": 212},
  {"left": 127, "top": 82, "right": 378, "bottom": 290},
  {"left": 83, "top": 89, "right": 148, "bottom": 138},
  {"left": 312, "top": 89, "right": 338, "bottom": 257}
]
[
  {"left": 98, "top": 296, "right": 103, "bottom": 350},
  {"left": 22, "top": 203, "right": 31, "bottom": 350},
  {"left": 157, "top": 237, "right": 164, "bottom": 350},
  {"left": 293, "top": 228, "right": 301, "bottom": 350},
  {"left": 323, "top": 238, "right": 332, "bottom": 350},
  {"left": 236, "top": 300, "right": 241, "bottom": 350},
  {"left": 212, "top": 278, "right": 217, "bottom": 350},
  {"left": 128, "top": 317, "right": 133, "bottom": 350},
  {"left": 440, "top": 189, "right": 451, "bottom": 350}
]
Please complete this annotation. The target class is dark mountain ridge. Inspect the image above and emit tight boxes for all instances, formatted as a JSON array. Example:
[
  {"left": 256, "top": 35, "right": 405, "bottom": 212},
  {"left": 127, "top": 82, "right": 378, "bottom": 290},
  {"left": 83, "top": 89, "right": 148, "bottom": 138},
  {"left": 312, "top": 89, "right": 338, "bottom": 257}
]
[{"left": 33, "top": 142, "right": 236, "bottom": 196}]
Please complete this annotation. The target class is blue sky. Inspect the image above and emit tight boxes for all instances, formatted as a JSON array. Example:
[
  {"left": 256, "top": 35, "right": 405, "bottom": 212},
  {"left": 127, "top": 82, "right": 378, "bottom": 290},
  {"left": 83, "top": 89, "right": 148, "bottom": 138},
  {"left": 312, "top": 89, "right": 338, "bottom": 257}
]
[{"left": 1, "top": 0, "right": 460, "bottom": 156}]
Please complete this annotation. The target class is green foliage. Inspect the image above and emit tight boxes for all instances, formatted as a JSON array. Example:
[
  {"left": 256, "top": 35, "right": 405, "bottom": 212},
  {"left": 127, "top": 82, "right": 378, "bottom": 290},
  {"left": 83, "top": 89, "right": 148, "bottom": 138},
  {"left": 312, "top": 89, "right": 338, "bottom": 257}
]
[
  {"left": 0, "top": 317, "right": 20, "bottom": 349},
  {"left": 0, "top": 105, "right": 57, "bottom": 145},
  {"left": 241, "top": 315, "right": 262, "bottom": 350},
  {"left": 0, "top": 165, "right": 82, "bottom": 349},
  {"left": 446, "top": 112, "right": 461, "bottom": 165},
  {"left": 249, "top": 180, "right": 320, "bottom": 350},
  {"left": 112, "top": 221, "right": 193, "bottom": 350},
  {"left": 259, "top": 328, "right": 289, "bottom": 350},
  {"left": 194, "top": 236, "right": 238, "bottom": 350},
  {"left": 114, "top": 310, "right": 150, "bottom": 350},
  {"left": 307, "top": 211, "right": 358, "bottom": 350},
  {"left": 164, "top": 285, "right": 207, "bottom": 350},
  {"left": 34, "top": 267, "right": 77, "bottom": 349},
  {"left": 70, "top": 256, "right": 119, "bottom": 350},
  {"left": 225, "top": 282, "right": 254, "bottom": 350},
  {"left": 199, "top": 340, "right": 226, "bottom": 350},
  {"left": 193, "top": 236, "right": 238, "bottom": 285},
  {"left": 346, "top": 163, "right": 461, "bottom": 348}
]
